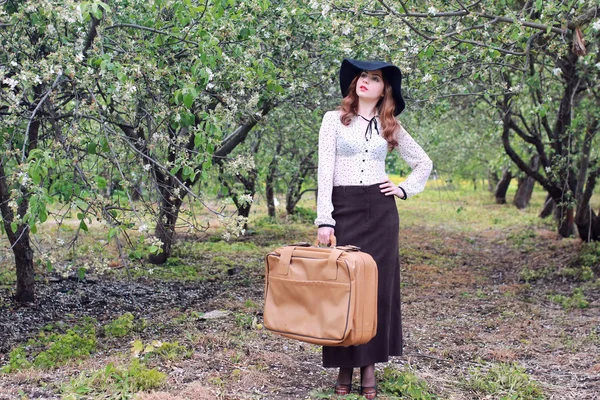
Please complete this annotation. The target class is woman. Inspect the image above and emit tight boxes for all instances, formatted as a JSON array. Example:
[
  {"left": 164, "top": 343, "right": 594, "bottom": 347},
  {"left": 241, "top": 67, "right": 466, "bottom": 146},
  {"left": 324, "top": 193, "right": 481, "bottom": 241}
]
[{"left": 315, "top": 58, "right": 432, "bottom": 399}]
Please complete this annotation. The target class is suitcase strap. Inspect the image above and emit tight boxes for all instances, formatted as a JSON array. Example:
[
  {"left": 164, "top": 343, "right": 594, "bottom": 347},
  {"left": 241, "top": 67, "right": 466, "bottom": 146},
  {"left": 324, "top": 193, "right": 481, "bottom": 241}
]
[{"left": 279, "top": 246, "right": 343, "bottom": 280}]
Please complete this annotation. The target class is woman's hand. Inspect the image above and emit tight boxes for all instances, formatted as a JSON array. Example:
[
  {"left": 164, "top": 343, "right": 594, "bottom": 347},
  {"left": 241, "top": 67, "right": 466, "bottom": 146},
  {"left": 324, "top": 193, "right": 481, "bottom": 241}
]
[
  {"left": 379, "top": 180, "right": 405, "bottom": 198},
  {"left": 317, "top": 226, "right": 335, "bottom": 245}
]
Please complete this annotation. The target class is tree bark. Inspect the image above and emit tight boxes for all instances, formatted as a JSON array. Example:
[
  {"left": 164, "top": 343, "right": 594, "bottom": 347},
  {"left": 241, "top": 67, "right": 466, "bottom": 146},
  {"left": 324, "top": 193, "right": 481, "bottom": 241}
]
[
  {"left": 0, "top": 116, "right": 41, "bottom": 302},
  {"left": 555, "top": 203, "right": 576, "bottom": 238},
  {"left": 495, "top": 168, "right": 512, "bottom": 204},
  {"left": 539, "top": 193, "right": 554, "bottom": 218},
  {"left": 513, "top": 155, "right": 539, "bottom": 209},
  {"left": 148, "top": 192, "right": 183, "bottom": 264},
  {"left": 488, "top": 170, "right": 499, "bottom": 192},
  {"left": 265, "top": 143, "right": 282, "bottom": 219},
  {"left": 265, "top": 168, "right": 276, "bottom": 218}
]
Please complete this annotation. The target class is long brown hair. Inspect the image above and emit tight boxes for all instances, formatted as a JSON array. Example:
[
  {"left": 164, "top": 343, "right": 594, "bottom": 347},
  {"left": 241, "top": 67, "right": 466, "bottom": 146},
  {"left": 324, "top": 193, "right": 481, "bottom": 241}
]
[{"left": 338, "top": 74, "right": 400, "bottom": 148}]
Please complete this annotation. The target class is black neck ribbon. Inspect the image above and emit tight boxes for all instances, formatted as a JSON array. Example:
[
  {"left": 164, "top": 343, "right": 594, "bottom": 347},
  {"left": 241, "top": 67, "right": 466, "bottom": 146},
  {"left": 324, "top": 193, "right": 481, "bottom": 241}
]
[{"left": 358, "top": 114, "right": 379, "bottom": 141}]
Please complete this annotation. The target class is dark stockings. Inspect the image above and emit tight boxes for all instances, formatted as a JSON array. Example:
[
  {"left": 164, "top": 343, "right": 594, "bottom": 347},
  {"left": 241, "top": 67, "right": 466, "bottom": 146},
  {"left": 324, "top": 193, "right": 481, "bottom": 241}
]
[{"left": 336, "top": 364, "right": 375, "bottom": 386}]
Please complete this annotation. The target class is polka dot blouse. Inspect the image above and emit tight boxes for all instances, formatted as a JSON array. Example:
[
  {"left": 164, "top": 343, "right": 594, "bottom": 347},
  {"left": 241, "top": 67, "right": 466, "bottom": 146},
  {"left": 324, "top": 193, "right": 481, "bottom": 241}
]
[{"left": 315, "top": 110, "right": 433, "bottom": 227}]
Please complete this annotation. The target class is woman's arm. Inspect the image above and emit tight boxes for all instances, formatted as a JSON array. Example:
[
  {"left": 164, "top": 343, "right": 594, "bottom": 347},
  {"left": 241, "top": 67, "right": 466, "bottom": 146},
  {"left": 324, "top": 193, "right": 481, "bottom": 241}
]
[
  {"left": 314, "top": 111, "right": 337, "bottom": 233},
  {"left": 393, "top": 125, "right": 433, "bottom": 199}
]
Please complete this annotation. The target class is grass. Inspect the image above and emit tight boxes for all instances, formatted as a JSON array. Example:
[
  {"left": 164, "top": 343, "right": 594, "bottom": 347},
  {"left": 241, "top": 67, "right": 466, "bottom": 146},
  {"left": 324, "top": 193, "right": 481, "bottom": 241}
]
[
  {"left": 548, "top": 287, "right": 590, "bottom": 309},
  {"left": 464, "top": 362, "right": 545, "bottom": 399},
  {"left": 1, "top": 179, "right": 599, "bottom": 398},
  {"left": 1, "top": 318, "right": 97, "bottom": 373},
  {"left": 61, "top": 359, "right": 166, "bottom": 399}
]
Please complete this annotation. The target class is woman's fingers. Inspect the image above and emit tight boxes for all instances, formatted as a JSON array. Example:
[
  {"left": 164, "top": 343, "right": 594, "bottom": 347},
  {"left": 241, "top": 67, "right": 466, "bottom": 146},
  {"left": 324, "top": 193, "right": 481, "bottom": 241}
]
[
  {"left": 317, "top": 227, "right": 334, "bottom": 244},
  {"left": 379, "top": 181, "right": 395, "bottom": 195}
]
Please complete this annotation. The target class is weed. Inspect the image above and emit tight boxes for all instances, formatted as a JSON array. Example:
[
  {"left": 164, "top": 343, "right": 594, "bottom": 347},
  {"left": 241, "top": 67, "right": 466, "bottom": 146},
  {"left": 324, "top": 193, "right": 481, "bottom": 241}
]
[
  {"left": 1, "top": 320, "right": 97, "bottom": 373},
  {"left": 519, "top": 267, "right": 553, "bottom": 283},
  {"left": 465, "top": 362, "right": 544, "bottom": 399},
  {"left": 103, "top": 313, "right": 135, "bottom": 337},
  {"left": 0, "top": 267, "right": 16, "bottom": 286},
  {"left": 244, "top": 299, "right": 258, "bottom": 309},
  {"left": 548, "top": 288, "right": 589, "bottom": 309},
  {"left": 507, "top": 229, "right": 537, "bottom": 251},
  {"left": 378, "top": 366, "right": 437, "bottom": 399},
  {"left": 234, "top": 312, "right": 255, "bottom": 329},
  {"left": 130, "top": 339, "right": 192, "bottom": 361},
  {"left": 61, "top": 359, "right": 165, "bottom": 398},
  {"left": 557, "top": 266, "right": 595, "bottom": 282},
  {"left": 577, "top": 242, "right": 600, "bottom": 270}
]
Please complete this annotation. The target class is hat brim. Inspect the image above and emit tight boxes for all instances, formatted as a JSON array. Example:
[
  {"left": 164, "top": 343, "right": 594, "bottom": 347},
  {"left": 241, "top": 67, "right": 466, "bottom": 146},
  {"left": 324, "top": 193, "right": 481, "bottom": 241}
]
[{"left": 340, "top": 58, "right": 405, "bottom": 116}]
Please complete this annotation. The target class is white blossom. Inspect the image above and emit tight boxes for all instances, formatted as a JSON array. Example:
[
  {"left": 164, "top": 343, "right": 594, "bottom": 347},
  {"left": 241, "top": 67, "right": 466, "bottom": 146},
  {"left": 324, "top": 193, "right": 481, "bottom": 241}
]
[
  {"left": 138, "top": 224, "right": 149, "bottom": 233},
  {"left": 143, "top": 164, "right": 151, "bottom": 171},
  {"left": 427, "top": 6, "right": 437, "bottom": 15},
  {"left": 595, "top": 62, "right": 600, "bottom": 70},
  {"left": 552, "top": 68, "right": 562, "bottom": 76},
  {"left": 322, "top": 4, "right": 331, "bottom": 17},
  {"left": 239, "top": 194, "right": 253, "bottom": 205},
  {"left": 17, "top": 171, "right": 31, "bottom": 186},
  {"left": 421, "top": 74, "right": 432, "bottom": 83},
  {"left": 75, "top": 53, "right": 84, "bottom": 63},
  {"left": 341, "top": 26, "right": 351, "bottom": 35},
  {"left": 592, "top": 19, "right": 600, "bottom": 31},
  {"left": 3, "top": 77, "right": 18, "bottom": 89}
]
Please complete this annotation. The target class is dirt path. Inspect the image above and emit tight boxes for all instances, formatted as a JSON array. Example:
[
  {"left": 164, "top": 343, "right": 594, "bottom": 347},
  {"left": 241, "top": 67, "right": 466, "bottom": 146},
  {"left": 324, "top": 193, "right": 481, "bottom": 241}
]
[{"left": 0, "top": 226, "right": 598, "bottom": 399}]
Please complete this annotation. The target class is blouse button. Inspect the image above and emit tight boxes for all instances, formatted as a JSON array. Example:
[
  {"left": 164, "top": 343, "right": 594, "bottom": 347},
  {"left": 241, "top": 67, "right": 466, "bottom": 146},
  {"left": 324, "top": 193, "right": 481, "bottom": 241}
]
[{"left": 365, "top": 150, "right": 368, "bottom": 152}]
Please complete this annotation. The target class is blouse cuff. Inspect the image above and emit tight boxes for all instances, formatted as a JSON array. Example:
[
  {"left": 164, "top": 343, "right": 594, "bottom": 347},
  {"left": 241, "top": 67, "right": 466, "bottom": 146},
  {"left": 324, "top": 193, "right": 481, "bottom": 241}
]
[
  {"left": 317, "top": 224, "right": 335, "bottom": 229},
  {"left": 398, "top": 185, "right": 407, "bottom": 200}
]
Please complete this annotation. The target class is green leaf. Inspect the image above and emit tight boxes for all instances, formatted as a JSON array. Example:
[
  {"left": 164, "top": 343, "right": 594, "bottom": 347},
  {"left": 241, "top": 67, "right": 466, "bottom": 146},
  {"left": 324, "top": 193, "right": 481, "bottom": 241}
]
[
  {"left": 39, "top": 207, "right": 48, "bottom": 223},
  {"left": 79, "top": 220, "right": 89, "bottom": 232},
  {"left": 183, "top": 93, "right": 194, "bottom": 108},
  {"left": 87, "top": 142, "right": 97, "bottom": 155},
  {"left": 96, "top": 176, "right": 107, "bottom": 189},
  {"left": 108, "top": 228, "right": 118, "bottom": 240},
  {"left": 10, "top": 222, "right": 17, "bottom": 233}
]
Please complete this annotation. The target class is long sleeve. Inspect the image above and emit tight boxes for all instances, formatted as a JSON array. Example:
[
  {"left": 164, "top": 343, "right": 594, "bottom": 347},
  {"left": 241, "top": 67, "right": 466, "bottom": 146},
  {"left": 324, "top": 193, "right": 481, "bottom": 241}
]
[
  {"left": 394, "top": 125, "right": 433, "bottom": 198},
  {"left": 314, "top": 111, "right": 337, "bottom": 227}
]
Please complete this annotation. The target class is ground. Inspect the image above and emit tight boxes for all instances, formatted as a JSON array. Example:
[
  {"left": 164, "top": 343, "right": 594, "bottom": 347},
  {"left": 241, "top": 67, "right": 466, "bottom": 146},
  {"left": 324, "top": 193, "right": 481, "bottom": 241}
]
[{"left": 0, "top": 190, "right": 599, "bottom": 399}]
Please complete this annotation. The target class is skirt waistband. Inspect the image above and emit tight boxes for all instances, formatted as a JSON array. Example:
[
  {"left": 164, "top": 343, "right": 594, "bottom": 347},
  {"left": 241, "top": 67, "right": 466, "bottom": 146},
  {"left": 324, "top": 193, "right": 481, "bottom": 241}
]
[{"left": 332, "top": 182, "right": 386, "bottom": 195}]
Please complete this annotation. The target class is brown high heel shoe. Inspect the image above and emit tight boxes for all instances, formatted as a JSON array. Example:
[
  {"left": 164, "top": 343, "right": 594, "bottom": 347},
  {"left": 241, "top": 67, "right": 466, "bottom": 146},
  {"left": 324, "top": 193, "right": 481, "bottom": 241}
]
[
  {"left": 359, "top": 385, "right": 377, "bottom": 399},
  {"left": 334, "top": 382, "right": 352, "bottom": 395}
]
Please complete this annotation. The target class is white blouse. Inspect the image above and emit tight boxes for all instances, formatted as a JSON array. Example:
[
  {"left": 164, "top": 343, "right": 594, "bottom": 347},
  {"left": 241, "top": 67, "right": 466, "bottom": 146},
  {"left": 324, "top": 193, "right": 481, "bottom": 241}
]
[{"left": 315, "top": 110, "right": 433, "bottom": 227}]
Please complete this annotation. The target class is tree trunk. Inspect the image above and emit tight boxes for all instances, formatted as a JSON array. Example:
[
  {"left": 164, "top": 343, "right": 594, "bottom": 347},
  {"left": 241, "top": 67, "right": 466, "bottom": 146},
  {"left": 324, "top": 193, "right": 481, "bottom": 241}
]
[
  {"left": 513, "top": 155, "right": 539, "bottom": 209},
  {"left": 555, "top": 203, "right": 575, "bottom": 238},
  {"left": 265, "top": 176, "right": 276, "bottom": 218},
  {"left": 495, "top": 169, "right": 512, "bottom": 204},
  {"left": 539, "top": 193, "right": 554, "bottom": 218},
  {"left": 265, "top": 155, "right": 279, "bottom": 219},
  {"left": 13, "top": 234, "right": 36, "bottom": 302},
  {"left": 148, "top": 194, "right": 183, "bottom": 264},
  {"left": 488, "top": 170, "right": 499, "bottom": 192}
]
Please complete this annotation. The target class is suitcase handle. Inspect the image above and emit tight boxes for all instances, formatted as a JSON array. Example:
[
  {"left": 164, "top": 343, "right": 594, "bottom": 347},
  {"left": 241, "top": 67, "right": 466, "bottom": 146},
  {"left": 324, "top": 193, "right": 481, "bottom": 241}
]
[{"left": 313, "top": 234, "right": 337, "bottom": 247}]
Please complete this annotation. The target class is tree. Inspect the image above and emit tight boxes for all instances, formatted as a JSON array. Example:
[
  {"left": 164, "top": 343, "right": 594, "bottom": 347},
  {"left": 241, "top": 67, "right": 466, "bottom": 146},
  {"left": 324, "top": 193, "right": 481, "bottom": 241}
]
[{"left": 324, "top": 0, "right": 600, "bottom": 239}]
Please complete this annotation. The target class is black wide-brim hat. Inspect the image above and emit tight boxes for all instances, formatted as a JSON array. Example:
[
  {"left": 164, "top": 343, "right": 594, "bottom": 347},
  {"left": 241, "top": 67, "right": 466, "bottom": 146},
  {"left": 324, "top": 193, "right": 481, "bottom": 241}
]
[{"left": 340, "top": 58, "right": 405, "bottom": 116}]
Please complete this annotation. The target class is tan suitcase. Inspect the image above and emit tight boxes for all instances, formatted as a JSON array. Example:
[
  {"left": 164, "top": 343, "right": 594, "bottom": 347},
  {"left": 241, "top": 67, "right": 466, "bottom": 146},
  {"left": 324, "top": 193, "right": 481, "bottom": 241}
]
[{"left": 263, "top": 237, "right": 378, "bottom": 346}]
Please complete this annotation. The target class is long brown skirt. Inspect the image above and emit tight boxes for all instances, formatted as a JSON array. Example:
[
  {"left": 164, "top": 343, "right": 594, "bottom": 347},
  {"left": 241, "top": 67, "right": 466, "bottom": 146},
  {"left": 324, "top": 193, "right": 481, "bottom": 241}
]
[{"left": 322, "top": 183, "right": 403, "bottom": 368}]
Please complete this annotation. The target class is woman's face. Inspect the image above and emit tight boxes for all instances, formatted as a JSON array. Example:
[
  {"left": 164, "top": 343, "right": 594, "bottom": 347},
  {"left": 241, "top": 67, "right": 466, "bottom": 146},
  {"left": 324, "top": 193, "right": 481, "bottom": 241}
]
[{"left": 355, "top": 70, "right": 385, "bottom": 101}]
